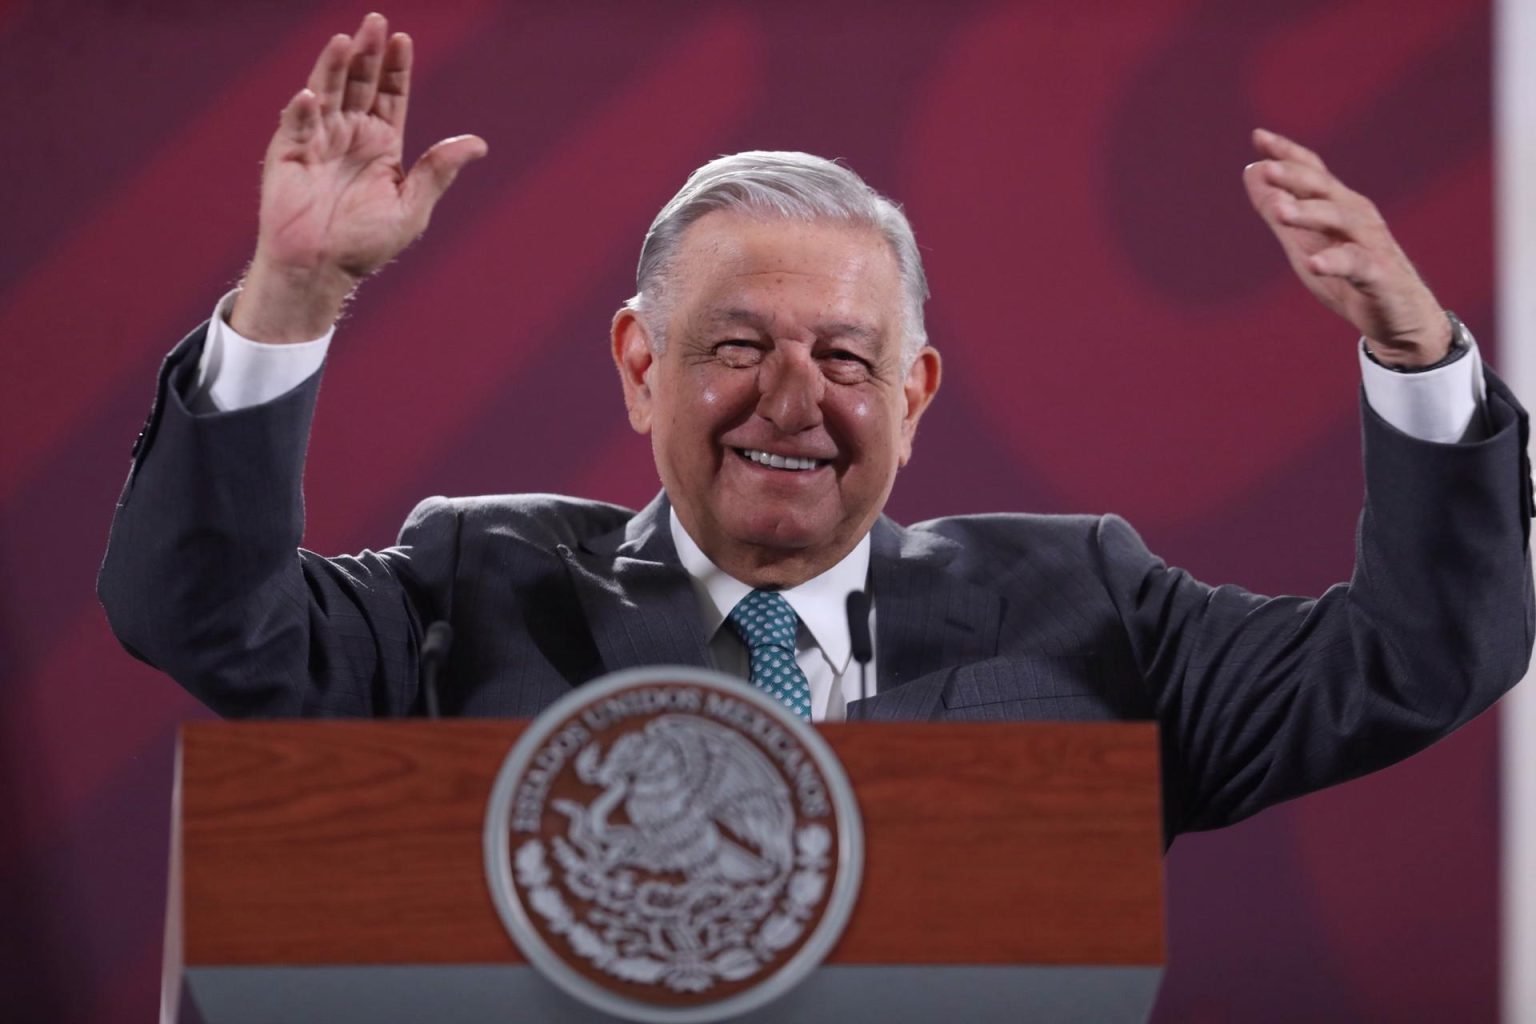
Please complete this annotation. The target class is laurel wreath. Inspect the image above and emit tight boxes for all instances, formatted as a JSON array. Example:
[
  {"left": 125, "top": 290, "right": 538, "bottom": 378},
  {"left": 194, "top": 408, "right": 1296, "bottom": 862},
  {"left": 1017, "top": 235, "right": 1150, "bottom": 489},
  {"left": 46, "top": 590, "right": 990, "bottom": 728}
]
[{"left": 515, "top": 823, "right": 832, "bottom": 993}]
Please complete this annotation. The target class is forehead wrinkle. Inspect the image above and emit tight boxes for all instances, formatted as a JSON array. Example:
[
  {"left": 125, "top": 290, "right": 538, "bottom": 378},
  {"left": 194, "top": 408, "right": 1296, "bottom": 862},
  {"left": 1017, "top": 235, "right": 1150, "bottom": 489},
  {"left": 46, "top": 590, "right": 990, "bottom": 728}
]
[
  {"left": 815, "top": 320, "right": 881, "bottom": 344},
  {"left": 699, "top": 307, "right": 884, "bottom": 343},
  {"left": 706, "top": 307, "right": 770, "bottom": 329}
]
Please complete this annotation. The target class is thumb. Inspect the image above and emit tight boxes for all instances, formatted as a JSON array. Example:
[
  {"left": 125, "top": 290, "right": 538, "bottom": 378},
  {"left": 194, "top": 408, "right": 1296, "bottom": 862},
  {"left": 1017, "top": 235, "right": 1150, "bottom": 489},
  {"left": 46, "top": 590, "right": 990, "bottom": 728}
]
[
  {"left": 278, "top": 88, "right": 320, "bottom": 146},
  {"left": 402, "top": 134, "right": 489, "bottom": 224}
]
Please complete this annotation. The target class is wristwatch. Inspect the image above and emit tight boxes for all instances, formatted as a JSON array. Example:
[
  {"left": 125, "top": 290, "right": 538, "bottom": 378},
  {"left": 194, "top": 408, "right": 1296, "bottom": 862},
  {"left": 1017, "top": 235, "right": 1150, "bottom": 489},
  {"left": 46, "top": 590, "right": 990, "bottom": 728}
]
[{"left": 1365, "top": 311, "right": 1472, "bottom": 373}]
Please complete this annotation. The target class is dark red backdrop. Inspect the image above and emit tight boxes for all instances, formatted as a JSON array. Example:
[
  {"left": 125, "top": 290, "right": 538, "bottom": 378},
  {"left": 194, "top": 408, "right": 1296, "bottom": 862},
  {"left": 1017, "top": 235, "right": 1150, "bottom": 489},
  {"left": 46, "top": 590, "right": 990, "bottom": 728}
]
[{"left": 0, "top": 1, "right": 1499, "bottom": 1019}]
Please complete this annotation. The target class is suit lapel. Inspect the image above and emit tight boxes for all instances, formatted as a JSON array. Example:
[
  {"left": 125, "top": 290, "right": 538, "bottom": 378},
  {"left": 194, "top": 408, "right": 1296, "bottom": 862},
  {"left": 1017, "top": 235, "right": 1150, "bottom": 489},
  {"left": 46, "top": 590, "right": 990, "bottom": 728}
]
[
  {"left": 850, "top": 517, "right": 1005, "bottom": 720},
  {"left": 560, "top": 493, "right": 713, "bottom": 674},
  {"left": 561, "top": 502, "right": 1005, "bottom": 710}
]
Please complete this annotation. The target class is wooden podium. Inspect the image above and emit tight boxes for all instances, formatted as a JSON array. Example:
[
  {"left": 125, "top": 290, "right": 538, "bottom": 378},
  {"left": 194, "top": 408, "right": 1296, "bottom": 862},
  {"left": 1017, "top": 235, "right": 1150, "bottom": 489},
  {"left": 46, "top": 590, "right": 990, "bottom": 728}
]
[{"left": 166, "top": 721, "right": 1165, "bottom": 1023}]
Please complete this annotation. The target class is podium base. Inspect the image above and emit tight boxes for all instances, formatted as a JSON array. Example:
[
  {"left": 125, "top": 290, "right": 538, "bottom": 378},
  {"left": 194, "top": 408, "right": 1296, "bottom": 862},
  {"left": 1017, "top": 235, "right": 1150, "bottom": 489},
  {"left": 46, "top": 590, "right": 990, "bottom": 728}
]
[{"left": 182, "top": 963, "right": 1162, "bottom": 1023}]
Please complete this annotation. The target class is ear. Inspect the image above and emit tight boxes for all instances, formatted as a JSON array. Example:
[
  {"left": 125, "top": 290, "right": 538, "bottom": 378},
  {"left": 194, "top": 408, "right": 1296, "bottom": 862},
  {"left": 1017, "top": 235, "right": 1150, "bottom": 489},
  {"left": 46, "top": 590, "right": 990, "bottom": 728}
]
[
  {"left": 612, "top": 307, "right": 658, "bottom": 434},
  {"left": 897, "top": 346, "right": 942, "bottom": 467}
]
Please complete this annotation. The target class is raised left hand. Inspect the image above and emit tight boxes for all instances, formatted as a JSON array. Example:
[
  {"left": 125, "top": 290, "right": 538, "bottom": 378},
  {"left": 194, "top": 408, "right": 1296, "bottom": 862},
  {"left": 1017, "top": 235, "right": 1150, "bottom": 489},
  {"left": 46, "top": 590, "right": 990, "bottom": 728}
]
[{"left": 1243, "top": 128, "right": 1451, "bottom": 368}]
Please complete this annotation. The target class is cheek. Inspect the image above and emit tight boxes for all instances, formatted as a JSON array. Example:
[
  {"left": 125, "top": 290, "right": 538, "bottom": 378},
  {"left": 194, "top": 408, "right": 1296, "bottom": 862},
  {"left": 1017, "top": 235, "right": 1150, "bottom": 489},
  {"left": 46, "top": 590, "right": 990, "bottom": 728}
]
[
  {"left": 693, "top": 369, "right": 760, "bottom": 427},
  {"left": 696, "top": 379, "right": 730, "bottom": 416},
  {"left": 659, "top": 373, "right": 745, "bottom": 451},
  {"left": 837, "top": 390, "right": 874, "bottom": 427},
  {"left": 832, "top": 391, "right": 897, "bottom": 457}
]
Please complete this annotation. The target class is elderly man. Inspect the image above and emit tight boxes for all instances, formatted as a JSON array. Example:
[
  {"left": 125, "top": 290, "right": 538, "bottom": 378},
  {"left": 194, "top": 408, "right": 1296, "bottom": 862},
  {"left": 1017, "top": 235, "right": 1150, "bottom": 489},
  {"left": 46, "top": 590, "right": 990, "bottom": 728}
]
[{"left": 99, "top": 14, "right": 1533, "bottom": 837}]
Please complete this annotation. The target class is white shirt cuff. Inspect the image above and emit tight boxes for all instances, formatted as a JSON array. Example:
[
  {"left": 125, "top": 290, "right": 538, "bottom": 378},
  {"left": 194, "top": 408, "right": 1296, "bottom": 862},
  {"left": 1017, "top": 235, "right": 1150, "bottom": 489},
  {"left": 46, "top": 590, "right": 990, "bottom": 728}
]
[
  {"left": 1358, "top": 334, "right": 1486, "bottom": 443},
  {"left": 191, "top": 289, "right": 333, "bottom": 412}
]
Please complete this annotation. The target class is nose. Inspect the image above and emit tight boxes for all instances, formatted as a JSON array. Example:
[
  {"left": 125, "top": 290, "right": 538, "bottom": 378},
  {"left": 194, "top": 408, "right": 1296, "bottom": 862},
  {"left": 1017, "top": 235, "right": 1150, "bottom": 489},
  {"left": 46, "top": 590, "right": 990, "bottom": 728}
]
[{"left": 756, "top": 347, "right": 824, "bottom": 433}]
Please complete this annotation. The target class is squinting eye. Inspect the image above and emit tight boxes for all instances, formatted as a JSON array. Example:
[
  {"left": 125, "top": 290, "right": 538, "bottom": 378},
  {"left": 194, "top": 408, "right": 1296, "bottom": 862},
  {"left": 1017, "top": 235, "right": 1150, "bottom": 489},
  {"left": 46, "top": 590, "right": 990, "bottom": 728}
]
[
  {"left": 715, "top": 341, "right": 764, "bottom": 366},
  {"left": 820, "top": 351, "right": 873, "bottom": 382},
  {"left": 821, "top": 350, "right": 870, "bottom": 369}
]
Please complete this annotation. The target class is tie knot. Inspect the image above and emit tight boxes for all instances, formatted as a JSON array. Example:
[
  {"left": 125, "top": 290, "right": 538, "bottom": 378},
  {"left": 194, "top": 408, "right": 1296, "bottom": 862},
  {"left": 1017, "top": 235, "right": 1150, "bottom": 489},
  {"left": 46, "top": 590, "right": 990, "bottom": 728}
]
[{"left": 727, "top": 589, "right": 800, "bottom": 653}]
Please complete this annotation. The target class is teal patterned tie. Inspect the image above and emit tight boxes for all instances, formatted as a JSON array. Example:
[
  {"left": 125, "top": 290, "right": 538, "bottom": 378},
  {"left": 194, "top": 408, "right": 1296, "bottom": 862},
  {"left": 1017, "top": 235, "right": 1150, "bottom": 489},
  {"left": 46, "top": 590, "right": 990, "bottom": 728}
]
[{"left": 726, "top": 590, "right": 813, "bottom": 720}]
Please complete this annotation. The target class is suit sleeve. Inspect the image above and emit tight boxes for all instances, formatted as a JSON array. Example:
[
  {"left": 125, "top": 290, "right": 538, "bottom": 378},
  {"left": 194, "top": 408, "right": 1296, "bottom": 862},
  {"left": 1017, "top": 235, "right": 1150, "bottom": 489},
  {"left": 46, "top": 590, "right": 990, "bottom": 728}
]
[
  {"left": 1099, "top": 371, "right": 1535, "bottom": 835},
  {"left": 97, "top": 324, "right": 458, "bottom": 717}
]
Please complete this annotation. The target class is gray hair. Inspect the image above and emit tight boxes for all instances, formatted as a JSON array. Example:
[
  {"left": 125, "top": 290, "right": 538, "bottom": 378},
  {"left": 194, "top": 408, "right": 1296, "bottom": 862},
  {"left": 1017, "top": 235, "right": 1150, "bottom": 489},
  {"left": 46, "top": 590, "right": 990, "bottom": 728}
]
[{"left": 623, "top": 151, "right": 930, "bottom": 367}]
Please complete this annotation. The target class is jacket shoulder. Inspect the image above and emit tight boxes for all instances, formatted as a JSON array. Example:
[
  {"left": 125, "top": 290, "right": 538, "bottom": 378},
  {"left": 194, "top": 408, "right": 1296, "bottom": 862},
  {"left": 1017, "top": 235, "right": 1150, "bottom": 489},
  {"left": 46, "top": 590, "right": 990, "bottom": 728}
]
[
  {"left": 898, "top": 511, "right": 1163, "bottom": 586},
  {"left": 400, "top": 493, "right": 636, "bottom": 550},
  {"left": 906, "top": 511, "right": 1106, "bottom": 554}
]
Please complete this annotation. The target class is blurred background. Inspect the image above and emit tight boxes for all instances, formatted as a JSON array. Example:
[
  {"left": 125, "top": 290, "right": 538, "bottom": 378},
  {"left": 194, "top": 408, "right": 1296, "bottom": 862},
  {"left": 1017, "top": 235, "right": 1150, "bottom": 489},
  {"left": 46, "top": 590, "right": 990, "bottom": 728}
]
[{"left": 0, "top": 0, "right": 1525, "bottom": 1020}]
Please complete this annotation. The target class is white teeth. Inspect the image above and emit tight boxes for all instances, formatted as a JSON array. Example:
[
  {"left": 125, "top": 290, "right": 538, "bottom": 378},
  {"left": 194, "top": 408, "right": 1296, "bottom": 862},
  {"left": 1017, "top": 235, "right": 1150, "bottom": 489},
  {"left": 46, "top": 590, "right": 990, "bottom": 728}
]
[{"left": 740, "top": 449, "right": 823, "bottom": 471}]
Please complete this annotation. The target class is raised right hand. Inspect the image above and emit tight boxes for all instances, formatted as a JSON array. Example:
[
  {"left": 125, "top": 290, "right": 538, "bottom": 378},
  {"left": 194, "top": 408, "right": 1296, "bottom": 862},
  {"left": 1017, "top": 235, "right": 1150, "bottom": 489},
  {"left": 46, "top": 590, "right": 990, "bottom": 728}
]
[{"left": 231, "top": 12, "right": 487, "bottom": 343}]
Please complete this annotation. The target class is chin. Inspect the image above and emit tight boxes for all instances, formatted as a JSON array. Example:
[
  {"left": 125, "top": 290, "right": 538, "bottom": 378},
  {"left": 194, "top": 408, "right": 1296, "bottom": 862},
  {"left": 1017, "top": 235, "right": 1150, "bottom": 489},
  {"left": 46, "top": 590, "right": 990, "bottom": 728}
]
[{"left": 722, "top": 510, "right": 830, "bottom": 554}]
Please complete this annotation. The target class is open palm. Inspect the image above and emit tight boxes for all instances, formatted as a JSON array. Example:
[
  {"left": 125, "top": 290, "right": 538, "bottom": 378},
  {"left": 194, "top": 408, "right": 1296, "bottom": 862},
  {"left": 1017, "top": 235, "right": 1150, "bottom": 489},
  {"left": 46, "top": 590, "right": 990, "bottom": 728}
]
[{"left": 236, "top": 13, "right": 485, "bottom": 341}]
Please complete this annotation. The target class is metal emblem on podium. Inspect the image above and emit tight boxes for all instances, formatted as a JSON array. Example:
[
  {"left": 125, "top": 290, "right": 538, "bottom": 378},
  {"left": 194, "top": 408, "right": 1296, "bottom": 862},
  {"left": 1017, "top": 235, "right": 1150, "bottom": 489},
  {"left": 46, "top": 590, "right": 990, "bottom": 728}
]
[{"left": 484, "top": 666, "right": 864, "bottom": 1023}]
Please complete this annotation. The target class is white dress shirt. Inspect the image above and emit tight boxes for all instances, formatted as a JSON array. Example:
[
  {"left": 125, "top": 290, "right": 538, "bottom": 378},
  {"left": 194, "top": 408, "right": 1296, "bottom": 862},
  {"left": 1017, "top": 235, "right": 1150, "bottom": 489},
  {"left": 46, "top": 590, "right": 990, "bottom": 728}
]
[
  {"left": 669, "top": 512, "right": 875, "bottom": 721},
  {"left": 190, "top": 288, "right": 1490, "bottom": 719}
]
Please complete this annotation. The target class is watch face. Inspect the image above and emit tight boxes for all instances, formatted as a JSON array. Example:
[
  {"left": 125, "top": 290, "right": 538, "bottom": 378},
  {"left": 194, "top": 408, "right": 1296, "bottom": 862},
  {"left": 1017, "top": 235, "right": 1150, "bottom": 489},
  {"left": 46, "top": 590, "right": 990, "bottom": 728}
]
[{"left": 1446, "top": 312, "right": 1472, "bottom": 351}]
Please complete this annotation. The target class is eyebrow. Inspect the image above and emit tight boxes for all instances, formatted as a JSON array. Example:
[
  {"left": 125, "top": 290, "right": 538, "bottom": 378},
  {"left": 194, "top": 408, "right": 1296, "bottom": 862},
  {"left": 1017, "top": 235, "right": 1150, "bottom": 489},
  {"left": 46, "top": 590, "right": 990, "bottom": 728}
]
[{"left": 704, "top": 308, "right": 882, "bottom": 343}]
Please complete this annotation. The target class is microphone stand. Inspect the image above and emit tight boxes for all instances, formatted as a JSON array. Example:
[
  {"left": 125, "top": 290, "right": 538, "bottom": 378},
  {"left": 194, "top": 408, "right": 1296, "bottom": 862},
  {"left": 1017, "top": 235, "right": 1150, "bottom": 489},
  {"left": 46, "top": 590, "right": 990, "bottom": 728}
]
[{"left": 420, "top": 621, "right": 454, "bottom": 719}]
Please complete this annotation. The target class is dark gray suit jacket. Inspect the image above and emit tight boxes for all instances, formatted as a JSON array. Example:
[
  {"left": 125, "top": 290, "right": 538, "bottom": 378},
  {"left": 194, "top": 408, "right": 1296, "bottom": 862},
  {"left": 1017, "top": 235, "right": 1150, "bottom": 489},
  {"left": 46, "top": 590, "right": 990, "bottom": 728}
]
[{"left": 99, "top": 324, "right": 1536, "bottom": 837}]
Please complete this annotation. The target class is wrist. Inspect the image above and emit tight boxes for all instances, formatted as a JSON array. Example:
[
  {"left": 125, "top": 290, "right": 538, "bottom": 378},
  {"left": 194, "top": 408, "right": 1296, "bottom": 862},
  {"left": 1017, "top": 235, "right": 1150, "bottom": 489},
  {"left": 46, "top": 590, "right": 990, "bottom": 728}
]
[
  {"left": 1363, "top": 312, "right": 1471, "bottom": 373},
  {"left": 229, "top": 255, "right": 356, "bottom": 344},
  {"left": 1363, "top": 310, "right": 1455, "bottom": 369}
]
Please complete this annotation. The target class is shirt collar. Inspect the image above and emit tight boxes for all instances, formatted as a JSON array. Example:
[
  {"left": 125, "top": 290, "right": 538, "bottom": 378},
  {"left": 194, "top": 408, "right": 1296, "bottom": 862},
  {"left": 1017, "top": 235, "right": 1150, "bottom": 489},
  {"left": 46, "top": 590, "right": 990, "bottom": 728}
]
[{"left": 668, "top": 509, "right": 870, "bottom": 674}]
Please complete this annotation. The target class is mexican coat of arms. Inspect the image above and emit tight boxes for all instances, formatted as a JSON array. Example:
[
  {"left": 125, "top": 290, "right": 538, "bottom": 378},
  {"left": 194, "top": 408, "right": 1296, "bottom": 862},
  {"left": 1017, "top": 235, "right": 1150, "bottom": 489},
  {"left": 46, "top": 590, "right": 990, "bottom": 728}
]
[{"left": 484, "top": 666, "right": 863, "bottom": 1023}]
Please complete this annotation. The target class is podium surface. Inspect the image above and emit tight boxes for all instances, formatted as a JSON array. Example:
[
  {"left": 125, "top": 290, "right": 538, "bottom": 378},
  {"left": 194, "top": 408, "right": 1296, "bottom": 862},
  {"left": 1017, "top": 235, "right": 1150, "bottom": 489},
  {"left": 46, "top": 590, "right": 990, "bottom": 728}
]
[{"left": 169, "top": 720, "right": 1164, "bottom": 1022}]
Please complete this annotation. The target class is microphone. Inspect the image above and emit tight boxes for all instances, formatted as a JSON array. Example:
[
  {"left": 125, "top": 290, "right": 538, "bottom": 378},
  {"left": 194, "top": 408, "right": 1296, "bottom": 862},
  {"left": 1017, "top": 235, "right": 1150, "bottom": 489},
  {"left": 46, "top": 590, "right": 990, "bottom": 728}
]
[
  {"left": 845, "top": 591, "right": 873, "bottom": 705},
  {"left": 420, "top": 620, "right": 454, "bottom": 719}
]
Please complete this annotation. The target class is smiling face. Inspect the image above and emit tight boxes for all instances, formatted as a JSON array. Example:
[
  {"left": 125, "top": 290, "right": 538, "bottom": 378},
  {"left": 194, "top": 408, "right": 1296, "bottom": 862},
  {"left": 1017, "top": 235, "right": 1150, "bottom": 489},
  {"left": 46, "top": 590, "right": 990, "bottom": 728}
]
[{"left": 613, "top": 211, "right": 941, "bottom": 588}]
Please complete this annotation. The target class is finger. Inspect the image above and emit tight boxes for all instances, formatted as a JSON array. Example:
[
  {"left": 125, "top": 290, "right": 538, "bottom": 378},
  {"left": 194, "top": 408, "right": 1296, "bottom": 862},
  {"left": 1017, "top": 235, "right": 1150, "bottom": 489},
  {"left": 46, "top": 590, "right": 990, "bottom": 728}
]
[
  {"left": 374, "top": 32, "right": 412, "bottom": 131},
  {"left": 1258, "top": 158, "right": 1338, "bottom": 200},
  {"left": 1241, "top": 160, "right": 1320, "bottom": 222},
  {"left": 1275, "top": 197, "right": 1354, "bottom": 236},
  {"left": 402, "top": 135, "right": 490, "bottom": 225},
  {"left": 1252, "top": 127, "right": 1327, "bottom": 172},
  {"left": 279, "top": 87, "right": 321, "bottom": 147},
  {"left": 342, "top": 12, "right": 389, "bottom": 114},
  {"left": 307, "top": 33, "right": 352, "bottom": 112},
  {"left": 1241, "top": 159, "right": 1276, "bottom": 209},
  {"left": 1307, "top": 242, "right": 1383, "bottom": 290}
]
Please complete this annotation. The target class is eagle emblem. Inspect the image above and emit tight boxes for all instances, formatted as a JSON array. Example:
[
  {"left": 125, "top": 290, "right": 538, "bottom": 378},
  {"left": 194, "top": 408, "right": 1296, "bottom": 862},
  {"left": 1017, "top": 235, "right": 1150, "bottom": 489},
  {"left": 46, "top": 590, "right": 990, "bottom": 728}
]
[{"left": 485, "top": 668, "right": 862, "bottom": 1023}]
